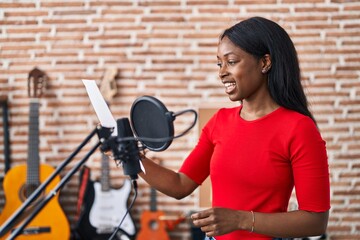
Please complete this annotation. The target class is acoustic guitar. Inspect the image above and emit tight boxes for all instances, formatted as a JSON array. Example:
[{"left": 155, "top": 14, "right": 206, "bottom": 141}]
[
  {"left": 136, "top": 187, "right": 169, "bottom": 240},
  {"left": 75, "top": 68, "right": 136, "bottom": 239},
  {"left": 0, "top": 68, "right": 70, "bottom": 239}
]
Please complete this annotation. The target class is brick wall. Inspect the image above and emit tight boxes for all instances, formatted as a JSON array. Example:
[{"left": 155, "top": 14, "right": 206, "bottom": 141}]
[{"left": 0, "top": 0, "right": 359, "bottom": 239}]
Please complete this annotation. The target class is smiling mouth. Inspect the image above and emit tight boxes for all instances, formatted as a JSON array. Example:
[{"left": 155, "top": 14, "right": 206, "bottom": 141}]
[{"left": 224, "top": 82, "right": 236, "bottom": 94}]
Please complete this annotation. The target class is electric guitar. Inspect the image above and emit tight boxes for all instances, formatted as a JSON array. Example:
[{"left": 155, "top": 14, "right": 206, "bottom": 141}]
[
  {"left": 75, "top": 68, "right": 136, "bottom": 239},
  {"left": 0, "top": 67, "right": 70, "bottom": 240},
  {"left": 89, "top": 171, "right": 135, "bottom": 238},
  {"left": 136, "top": 187, "right": 170, "bottom": 240}
]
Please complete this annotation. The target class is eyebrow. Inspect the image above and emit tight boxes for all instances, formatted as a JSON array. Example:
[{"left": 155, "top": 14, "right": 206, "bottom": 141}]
[
  {"left": 223, "top": 51, "right": 234, "bottom": 56},
  {"left": 217, "top": 51, "right": 235, "bottom": 59}
]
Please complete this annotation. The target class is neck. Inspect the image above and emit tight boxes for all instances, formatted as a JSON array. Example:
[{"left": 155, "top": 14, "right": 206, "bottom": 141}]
[{"left": 240, "top": 97, "right": 279, "bottom": 121}]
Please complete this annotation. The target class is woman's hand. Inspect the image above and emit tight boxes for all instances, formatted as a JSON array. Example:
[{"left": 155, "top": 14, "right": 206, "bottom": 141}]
[{"left": 191, "top": 208, "right": 251, "bottom": 237}]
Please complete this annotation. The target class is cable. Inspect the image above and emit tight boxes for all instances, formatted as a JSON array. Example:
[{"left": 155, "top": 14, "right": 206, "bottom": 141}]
[
  {"left": 108, "top": 179, "right": 138, "bottom": 240},
  {"left": 172, "top": 109, "right": 198, "bottom": 139}
]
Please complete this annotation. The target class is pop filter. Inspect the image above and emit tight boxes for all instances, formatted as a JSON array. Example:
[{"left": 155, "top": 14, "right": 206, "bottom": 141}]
[{"left": 130, "top": 96, "right": 175, "bottom": 151}]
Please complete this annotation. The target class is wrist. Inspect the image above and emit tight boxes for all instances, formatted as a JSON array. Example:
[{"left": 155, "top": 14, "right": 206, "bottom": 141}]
[
  {"left": 250, "top": 211, "right": 255, "bottom": 233},
  {"left": 238, "top": 210, "right": 255, "bottom": 232}
]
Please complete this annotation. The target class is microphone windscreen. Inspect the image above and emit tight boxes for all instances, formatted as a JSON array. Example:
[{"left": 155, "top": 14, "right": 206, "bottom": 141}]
[{"left": 130, "top": 96, "right": 174, "bottom": 151}]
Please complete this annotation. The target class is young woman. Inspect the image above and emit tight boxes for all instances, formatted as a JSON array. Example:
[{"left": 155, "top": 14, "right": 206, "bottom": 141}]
[{"left": 138, "top": 16, "right": 330, "bottom": 240}]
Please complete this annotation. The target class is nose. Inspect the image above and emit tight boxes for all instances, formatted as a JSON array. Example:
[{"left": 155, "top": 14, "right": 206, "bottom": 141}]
[{"left": 218, "top": 66, "right": 228, "bottom": 79}]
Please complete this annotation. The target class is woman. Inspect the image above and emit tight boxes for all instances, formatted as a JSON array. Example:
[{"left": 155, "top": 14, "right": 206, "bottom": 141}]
[{"left": 139, "top": 16, "right": 330, "bottom": 239}]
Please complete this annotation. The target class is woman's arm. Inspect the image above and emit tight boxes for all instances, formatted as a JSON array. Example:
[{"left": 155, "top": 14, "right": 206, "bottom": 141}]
[
  {"left": 191, "top": 208, "right": 329, "bottom": 238},
  {"left": 139, "top": 156, "right": 199, "bottom": 200},
  {"left": 254, "top": 210, "right": 329, "bottom": 237}
]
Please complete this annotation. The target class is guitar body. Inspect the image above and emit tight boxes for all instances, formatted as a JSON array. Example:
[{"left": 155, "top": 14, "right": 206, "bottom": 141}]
[
  {"left": 76, "top": 180, "right": 132, "bottom": 240},
  {"left": 88, "top": 179, "right": 136, "bottom": 237},
  {"left": 136, "top": 210, "right": 169, "bottom": 240},
  {"left": 0, "top": 164, "right": 70, "bottom": 240}
]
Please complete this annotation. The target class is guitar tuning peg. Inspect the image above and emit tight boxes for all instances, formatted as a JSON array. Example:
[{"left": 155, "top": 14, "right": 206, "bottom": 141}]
[{"left": 27, "top": 67, "right": 48, "bottom": 98}]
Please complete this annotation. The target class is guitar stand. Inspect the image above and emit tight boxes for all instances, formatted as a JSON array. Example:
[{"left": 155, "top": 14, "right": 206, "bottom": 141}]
[{"left": 0, "top": 125, "right": 114, "bottom": 240}]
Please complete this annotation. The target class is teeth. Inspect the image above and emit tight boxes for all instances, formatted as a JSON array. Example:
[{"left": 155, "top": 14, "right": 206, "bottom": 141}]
[{"left": 224, "top": 82, "right": 235, "bottom": 87}]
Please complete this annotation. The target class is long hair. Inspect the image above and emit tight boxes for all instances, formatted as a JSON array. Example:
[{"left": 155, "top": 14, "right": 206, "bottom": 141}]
[{"left": 220, "top": 17, "right": 316, "bottom": 124}]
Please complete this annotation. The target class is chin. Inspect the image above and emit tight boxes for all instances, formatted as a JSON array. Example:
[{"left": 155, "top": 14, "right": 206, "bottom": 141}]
[{"left": 228, "top": 94, "right": 241, "bottom": 102}]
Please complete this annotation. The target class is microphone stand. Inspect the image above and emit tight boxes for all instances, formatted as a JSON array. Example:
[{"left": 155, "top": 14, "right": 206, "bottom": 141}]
[{"left": 0, "top": 125, "right": 113, "bottom": 240}]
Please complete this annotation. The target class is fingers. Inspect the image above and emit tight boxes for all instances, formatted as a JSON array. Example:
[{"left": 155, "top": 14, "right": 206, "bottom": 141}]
[
  {"left": 190, "top": 208, "right": 239, "bottom": 237},
  {"left": 201, "top": 225, "right": 217, "bottom": 237},
  {"left": 103, "top": 150, "right": 112, "bottom": 156},
  {"left": 191, "top": 208, "right": 212, "bottom": 220},
  {"left": 191, "top": 209, "right": 216, "bottom": 237}
]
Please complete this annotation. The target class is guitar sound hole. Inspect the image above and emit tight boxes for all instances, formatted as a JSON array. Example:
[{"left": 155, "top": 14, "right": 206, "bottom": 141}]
[
  {"left": 149, "top": 220, "right": 159, "bottom": 230},
  {"left": 25, "top": 184, "right": 38, "bottom": 198},
  {"left": 19, "top": 184, "right": 43, "bottom": 202}
]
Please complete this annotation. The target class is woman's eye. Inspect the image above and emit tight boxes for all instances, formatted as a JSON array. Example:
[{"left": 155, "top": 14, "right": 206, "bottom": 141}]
[{"left": 217, "top": 60, "right": 236, "bottom": 68}]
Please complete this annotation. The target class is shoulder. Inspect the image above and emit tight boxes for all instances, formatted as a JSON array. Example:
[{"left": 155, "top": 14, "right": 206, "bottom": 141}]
[
  {"left": 202, "top": 106, "right": 241, "bottom": 131},
  {"left": 277, "top": 108, "right": 322, "bottom": 141},
  {"left": 215, "top": 105, "right": 241, "bottom": 117},
  {"left": 277, "top": 107, "right": 316, "bottom": 126},
  {"left": 218, "top": 105, "right": 241, "bottom": 113},
  {"left": 263, "top": 107, "right": 320, "bottom": 139}
]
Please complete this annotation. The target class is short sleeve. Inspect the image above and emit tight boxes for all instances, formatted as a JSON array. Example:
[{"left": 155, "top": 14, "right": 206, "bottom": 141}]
[
  {"left": 290, "top": 118, "right": 330, "bottom": 212},
  {"left": 179, "top": 111, "right": 218, "bottom": 185}
]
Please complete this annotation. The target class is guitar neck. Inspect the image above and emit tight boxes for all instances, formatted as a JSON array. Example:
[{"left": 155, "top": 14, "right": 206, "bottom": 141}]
[
  {"left": 100, "top": 153, "right": 111, "bottom": 191},
  {"left": 98, "top": 68, "right": 117, "bottom": 191},
  {"left": 100, "top": 98, "right": 112, "bottom": 192},
  {"left": 27, "top": 100, "right": 40, "bottom": 187},
  {"left": 150, "top": 188, "right": 157, "bottom": 212}
]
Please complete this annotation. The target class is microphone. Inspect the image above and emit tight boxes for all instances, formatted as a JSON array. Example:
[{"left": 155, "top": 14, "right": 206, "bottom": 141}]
[
  {"left": 112, "top": 117, "right": 142, "bottom": 180},
  {"left": 100, "top": 96, "right": 197, "bottom": 180}
]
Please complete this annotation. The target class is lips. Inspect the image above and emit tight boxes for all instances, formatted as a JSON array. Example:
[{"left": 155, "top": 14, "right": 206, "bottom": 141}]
[{"left": 223, "top": 81, "right": 236, "bottom": 94}]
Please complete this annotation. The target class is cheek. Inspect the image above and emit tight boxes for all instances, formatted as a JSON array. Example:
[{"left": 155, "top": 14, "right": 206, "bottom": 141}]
[
  {"left": 234, "top": 68, "right": 255, "bottom": 86},
  {"left": 235, "top": 69, "right": 264, "bottom": 92}
]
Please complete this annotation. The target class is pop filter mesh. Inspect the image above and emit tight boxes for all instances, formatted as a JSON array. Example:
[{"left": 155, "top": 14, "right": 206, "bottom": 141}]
[{"left": 130, "top": 96, "right": 174, "bottom": 151}]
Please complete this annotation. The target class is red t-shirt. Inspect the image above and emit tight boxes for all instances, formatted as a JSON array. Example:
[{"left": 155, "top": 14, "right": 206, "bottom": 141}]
[{"left": 179, "top": 106, "right": 330, "bottom": 239}]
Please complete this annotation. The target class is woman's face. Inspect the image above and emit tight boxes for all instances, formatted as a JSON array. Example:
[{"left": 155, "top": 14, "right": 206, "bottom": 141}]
[{"left": 217, "top": 36, "right": 269, "bottom": 102}]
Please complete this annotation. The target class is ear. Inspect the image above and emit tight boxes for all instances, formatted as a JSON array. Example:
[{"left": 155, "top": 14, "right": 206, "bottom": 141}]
[{"left": 261, "top": 54, "right": 272, "bottom": 74}]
